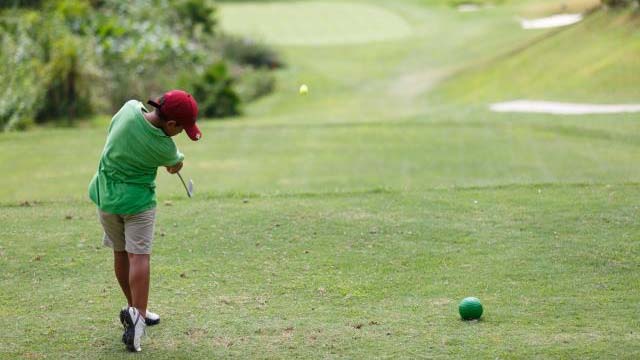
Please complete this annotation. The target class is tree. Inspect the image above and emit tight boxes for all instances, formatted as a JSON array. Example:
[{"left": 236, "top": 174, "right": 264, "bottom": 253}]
[{"left": 602, "top": 0, "right": 639, "bottom": 7}]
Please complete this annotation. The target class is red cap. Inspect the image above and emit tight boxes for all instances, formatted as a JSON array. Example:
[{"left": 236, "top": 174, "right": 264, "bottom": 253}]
[{"left": 148, "top": 90, "right": 201, "bottom": 141}]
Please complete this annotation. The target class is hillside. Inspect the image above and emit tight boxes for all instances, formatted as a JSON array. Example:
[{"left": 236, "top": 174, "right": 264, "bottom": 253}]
[{"left": 433, "top": 9, "right": 640, "bottom": 104}]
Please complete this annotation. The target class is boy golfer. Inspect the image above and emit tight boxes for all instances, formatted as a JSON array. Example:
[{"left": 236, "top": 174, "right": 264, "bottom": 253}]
[{"left": 88, "top": 90, "right": 201, "bottom": 352}]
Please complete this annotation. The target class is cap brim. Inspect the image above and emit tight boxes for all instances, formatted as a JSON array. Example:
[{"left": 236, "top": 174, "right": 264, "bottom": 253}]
[{"left": 184, "top": 123, "right": 202, "bottom": 141}]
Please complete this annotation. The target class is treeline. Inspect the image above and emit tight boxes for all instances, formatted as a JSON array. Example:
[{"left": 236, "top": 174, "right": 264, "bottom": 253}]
[
  {"left": 602, "top": 0, "right": 640, "bottom": 7},
  {"left": 0, "top": 0, "right": 283, "bottom": 131},
  {"left": 446, "top": 0, "right": 638, "bottom": 7}
]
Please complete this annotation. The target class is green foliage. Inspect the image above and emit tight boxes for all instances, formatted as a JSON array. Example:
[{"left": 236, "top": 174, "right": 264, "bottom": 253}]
[
  {"left": 0, "top": 4, "right": 99, "bottom": 130},
  {"left": 0, "top": 0, "right": 44, "bottom": 8},
  {"left": 91, "top": 0, "right": 219, "bottom": 110},
  {"left": 235, "top": 68, "right": 276, "bottom": 103},
  {"left": 602, "top": 0, "right": 639, "bottom": 7},
  {"left": 0, "top": 12, "right": 43, "bottom": 130},
  {"left": 217, "top": 34, "right": 284, "bottom": 69},
  {"left": 0, "top": 0, "right": 279, "bottom": 130},
  {"left": 191, "top": 62, "right": 240, "bottom": 118},
  {"left": 174, "top": 0, "right": 217, "bottom": 35},
  {"left": 36, "top": 33, "right": 94, "bottom": 122}
]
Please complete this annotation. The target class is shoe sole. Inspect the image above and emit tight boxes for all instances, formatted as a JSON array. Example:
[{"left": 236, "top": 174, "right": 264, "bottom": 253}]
[
  {"left": 120, "top": 309, "right": 128, "bottom": 344},
  {"left": 123, "top": 311, "right": 139, "bottom": 352}
]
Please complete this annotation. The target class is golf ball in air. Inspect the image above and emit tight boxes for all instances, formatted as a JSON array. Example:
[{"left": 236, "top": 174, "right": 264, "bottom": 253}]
[
  {"left": 459, "top": 297, "right": 483, "bottom": 320},
  {"left": 299, "top": 84, "right": 309, "bottom": 95}
]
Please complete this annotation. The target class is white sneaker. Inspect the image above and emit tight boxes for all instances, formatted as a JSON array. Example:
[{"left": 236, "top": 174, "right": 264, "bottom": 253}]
[
  {"left": 121, "top": 306, "right": 160, "bottom": 327},
  {"left": 145, "top": 310, "right": 160, "bottom": 326},
  {"left": 123, "top": 307, "right": 146, "bottom": 352}
]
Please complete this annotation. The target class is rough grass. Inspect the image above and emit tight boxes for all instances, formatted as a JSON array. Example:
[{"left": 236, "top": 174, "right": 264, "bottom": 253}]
[
  {"left": 433, "top": 10, "right": 640, "bottom": 104},
  {"left": 2, "top": 186, "right": 640, "bottom": 358}
]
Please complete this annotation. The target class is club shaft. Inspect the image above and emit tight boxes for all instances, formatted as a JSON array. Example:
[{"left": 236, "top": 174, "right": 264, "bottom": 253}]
[{"left": 177, "top": 172, "right": 191, "bottom": 198}]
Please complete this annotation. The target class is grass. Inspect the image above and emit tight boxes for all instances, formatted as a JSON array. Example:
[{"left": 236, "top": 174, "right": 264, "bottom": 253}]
[
  {"left": 434, "top": 10, "right": 640, "bottom": 104},
  {"left": 219, "top": 2, "right": 412, "bottom": 45},
  {"left": 3, "top": 185, "right": 640, "bottom": 358},
  {"left": 2, "top": 0, "right": 640, "bottom": 358}
]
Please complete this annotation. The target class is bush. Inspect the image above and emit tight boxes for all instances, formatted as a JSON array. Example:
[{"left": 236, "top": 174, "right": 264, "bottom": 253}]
[
  {"left": 35, "top": 6, "right": 98, "bottom": 122},
  {"left": 174, "top": 0, "right": 217, "bottom": 35},
  {"left": 235, "top": 68, "right": 276, "bottom": 103},
  {"left": 217, "top": 34, "right": 284, "bottom": 69},
  {"left": 0, "top": 0, "right": 44, "bottom": 8},
  {"left": 191, "top": 62, "right": 240, "bottom": 118},
  {"left": 602, "top": 0, "right": 639, "bottom": 7},
  {"left": 0, "top": 12, "right": 43, "bottom": 130},
  {"left": 1, "top": 0, "right": 281, "bottom": 130},
  {"left": 0, "top": 5, "right": 100, "bottom": 130}
]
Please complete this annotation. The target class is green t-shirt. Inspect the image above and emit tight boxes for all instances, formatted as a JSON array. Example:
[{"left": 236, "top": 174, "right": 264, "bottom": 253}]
[{"left": 88, "top": 100, "right": 184, "bottom": 214}]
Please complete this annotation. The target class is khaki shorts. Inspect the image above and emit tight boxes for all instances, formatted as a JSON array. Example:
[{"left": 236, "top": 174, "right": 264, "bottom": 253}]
[{"left": 98, "top": 208, "right": 156, "bottom": 254}]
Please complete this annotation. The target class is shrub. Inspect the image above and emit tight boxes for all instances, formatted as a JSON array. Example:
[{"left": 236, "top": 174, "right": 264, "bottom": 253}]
[
  {"left": 35, "top": 9, "right": 98, "bottom": 123},
  {"left": 235, "top": 68, "right": 276, "bottom": 103},
  {"left": 0, "top": 10, "right": 94, "bottom": 130},
  {"left": 191, "top": 62, "right": 241, "bottom": 118},
  {"left": 0, "top": 0, "right": 44, "bottom": 9},
  {"left": 0, "top": 12, "right": 42, "bottom": 130},
  {"left": 174, "top": 0, "right": 217, "bottom": 35},
  {"left": 1, "top": 0, "right": 282, "bottom": 130},
  {"left": 602, "top": 0, "right": 638, "bottom": 7},
  {"left": 217, "top": 34, "right": 284, "bottom": 69}
]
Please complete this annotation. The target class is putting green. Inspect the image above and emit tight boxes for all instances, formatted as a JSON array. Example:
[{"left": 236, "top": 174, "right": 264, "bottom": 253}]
[{"left": 218, "top": 1, "right": 412, "bottom": 45}]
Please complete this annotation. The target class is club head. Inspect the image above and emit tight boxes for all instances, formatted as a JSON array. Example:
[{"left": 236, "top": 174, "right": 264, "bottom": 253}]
[
  {"left": 187, "top": 179, "right": 194, "bottom": 197},
  {"left": 177, "top": 172, "right": 194, "bottom": 198}
]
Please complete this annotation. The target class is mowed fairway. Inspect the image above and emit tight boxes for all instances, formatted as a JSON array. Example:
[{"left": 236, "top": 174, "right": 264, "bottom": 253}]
[
  {"left": 2, "top": 0, "right": 640, "bottom": 358},
  {"left": 219, "top": 2, "right": 412, "bottom": 45}
]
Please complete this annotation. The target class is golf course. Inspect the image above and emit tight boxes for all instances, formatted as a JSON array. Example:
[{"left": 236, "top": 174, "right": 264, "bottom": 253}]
[{"left": 1, "top": 0, "right": 639, "bottom": 358}]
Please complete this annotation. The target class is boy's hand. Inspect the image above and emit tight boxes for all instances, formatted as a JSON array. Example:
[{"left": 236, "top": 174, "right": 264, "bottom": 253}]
[{"left": 166, "top": 162, "right": 183, "bottom": 174}]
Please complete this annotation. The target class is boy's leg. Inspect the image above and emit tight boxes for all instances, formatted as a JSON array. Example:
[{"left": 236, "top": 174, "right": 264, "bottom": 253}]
[
  {"left": 127, "top": 253, "right": 150, "bottom": 318},
  {"left": 114, "top": 251, "right": 132, "bottom": 306},
  {"left": 98, "top": 210, "right": 130, "bottom": 304},
  {"left": 123, "top": 208, "right": 156, "bottom": 321}
]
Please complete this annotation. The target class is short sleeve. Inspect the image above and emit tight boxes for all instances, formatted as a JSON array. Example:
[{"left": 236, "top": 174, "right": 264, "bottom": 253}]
[
  {"left": 161, "top": 146, "right": 184, "bottom": 167},
  {"left": 148, "top": 136, "right": 185, "bottom": 167}
]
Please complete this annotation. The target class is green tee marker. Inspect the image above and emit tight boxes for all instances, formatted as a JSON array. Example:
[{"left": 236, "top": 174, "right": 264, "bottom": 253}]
[{"left": 459, "top": 297, "right": 483, "bottom": 320}]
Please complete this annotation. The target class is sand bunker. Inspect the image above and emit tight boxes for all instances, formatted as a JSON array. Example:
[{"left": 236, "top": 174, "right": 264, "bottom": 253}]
[
  {"left": 490, "top": 100, "right": 640, "bottom": 115},
  {"left": 520, "top": 14, "right": 583, "bottom": 29}
]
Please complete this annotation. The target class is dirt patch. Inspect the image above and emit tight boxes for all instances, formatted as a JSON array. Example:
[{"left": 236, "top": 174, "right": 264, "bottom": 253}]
[
  {"left": 213, "top": 336, "right": 236, "bottom": 348},
  {"left": 185, "top": 327, "right": 209, "bottom": 342},
  {"left": 428, "top": 298, "right": 452, "bottom": 306}
]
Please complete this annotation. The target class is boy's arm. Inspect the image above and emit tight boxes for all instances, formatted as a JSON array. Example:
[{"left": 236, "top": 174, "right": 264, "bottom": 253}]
[
  {"left": 162, "top": 147, "right": 184, "bottom": 174},
  {"left": 153, "top": 138, "right": 184, "bottom": 172}
]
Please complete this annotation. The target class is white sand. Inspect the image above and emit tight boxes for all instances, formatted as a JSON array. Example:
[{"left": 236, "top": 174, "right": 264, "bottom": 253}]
[
  {"left": 520, "top": 14, "right": 583, "bottom": 29},
  {"left": 490, "top": 100, "right": 640, "bottom": 115}
]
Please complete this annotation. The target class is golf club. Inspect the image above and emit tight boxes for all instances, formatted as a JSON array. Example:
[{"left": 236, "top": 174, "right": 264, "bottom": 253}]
[{"left": 177, "top": 172, "right": 194, "bottom": 198}]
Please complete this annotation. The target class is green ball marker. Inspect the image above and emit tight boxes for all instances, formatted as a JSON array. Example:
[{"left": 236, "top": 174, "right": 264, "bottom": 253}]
[{"left": 459, "top": 297, "right": 483, "bottom": 320}]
